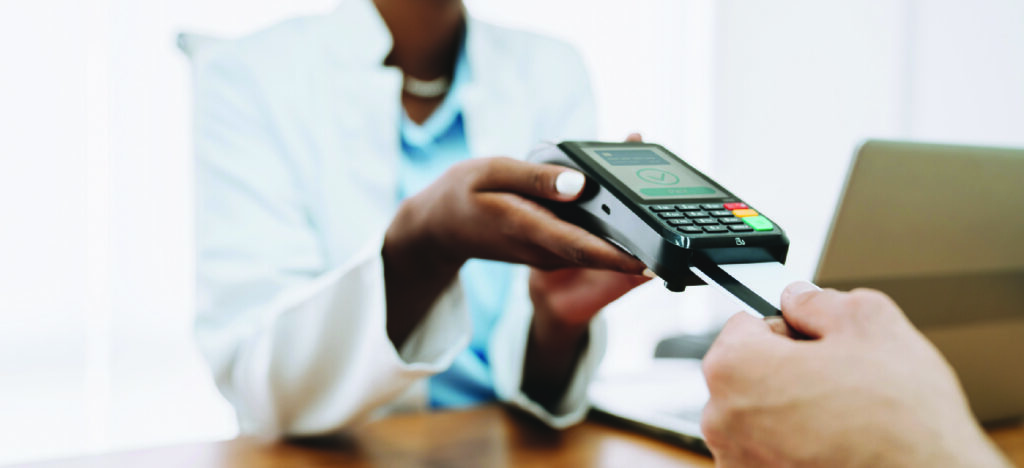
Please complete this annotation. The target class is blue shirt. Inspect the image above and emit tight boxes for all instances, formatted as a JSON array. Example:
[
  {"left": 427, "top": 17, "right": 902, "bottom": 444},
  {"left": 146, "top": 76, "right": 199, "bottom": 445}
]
[{"left": 396, "top": 50, "right": 513, "bottom": 408}]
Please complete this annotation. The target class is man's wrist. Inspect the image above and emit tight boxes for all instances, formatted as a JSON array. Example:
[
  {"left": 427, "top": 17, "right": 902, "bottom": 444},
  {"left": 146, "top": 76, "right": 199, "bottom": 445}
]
[{"left": 897, "top": 419, "right": 1011, "bottom": 468}]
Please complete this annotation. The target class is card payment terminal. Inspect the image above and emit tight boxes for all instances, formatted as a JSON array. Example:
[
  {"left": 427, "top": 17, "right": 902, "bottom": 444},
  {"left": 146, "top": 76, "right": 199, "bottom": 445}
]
[{"left": 529, "top": 141, "right": 816, "bottom": 317}]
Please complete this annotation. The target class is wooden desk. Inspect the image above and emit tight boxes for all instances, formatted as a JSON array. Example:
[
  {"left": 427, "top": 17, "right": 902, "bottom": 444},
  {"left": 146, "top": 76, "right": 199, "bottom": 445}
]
[{"left": 17, "top": 406, "right": 1024, "bottom": 467}]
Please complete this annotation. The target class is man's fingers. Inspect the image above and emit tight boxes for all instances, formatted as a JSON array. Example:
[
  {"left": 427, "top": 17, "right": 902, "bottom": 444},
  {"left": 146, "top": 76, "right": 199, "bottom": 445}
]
[
  {"left": 764, "top": 316, "right": 789, "bottom": 336},
  {"left": 781, "top": 283, "right": 909, "bottom": 340},
  {"left": 718, "top": 311, "right": 774, "bottom": 342},
  {"left": 779, "top": 282, "right": 848, "bottom": 339},
  {"left": 470, "top": 157, "right": 586, "bottom": 201},
  {"left": 625, "top": 132, "right": 643, "bottom": 142},
  {"left": 703, "top": 312, "right": 778, "bottom": 391},
  {"left": 764, "top": 315, "right": 808, "bottom": 339}
]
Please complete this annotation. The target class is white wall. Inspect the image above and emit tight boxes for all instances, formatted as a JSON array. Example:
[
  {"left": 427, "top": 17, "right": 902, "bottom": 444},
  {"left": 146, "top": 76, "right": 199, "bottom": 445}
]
[
  {"left": 907, "top": 0, "right": 1024, "bottom": 145},
  {"left": 712, "top": 0, "right": 1024, "bottom": 280},
  {"left": 0, "top": 3, "right": 94, "bottom": 459},
  {"left": 711, "top": 0, "right": 911, "bottom": 278}
]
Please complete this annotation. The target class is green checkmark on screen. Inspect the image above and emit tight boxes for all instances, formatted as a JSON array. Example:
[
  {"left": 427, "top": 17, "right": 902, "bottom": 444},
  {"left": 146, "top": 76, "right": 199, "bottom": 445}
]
[
  {"left": 636, "top": 168, "right": 679, "bottom": 185},
  {"left": 586, "top": 147, "right": 721, "bottom": 200}
]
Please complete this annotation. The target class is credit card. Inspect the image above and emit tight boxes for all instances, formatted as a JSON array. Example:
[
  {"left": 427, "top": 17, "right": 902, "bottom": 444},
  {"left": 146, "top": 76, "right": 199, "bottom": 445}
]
[{"left": 689, "top": 258, "right": 819, "bottom": 317}]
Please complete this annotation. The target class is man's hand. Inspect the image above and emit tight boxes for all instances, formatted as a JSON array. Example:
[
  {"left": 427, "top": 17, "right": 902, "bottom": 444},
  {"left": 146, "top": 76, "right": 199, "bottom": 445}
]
[
  {"left": 382, "top": 154, "right": 644, "bottom": 348},
  {"left": 700, "top": 282, "right": 1011, "bottom": 468}
]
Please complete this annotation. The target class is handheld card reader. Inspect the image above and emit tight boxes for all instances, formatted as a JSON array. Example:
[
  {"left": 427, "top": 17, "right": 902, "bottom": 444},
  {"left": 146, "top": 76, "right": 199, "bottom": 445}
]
[{"left": 528, "top": 141, "right": 817, "bottom": 317}]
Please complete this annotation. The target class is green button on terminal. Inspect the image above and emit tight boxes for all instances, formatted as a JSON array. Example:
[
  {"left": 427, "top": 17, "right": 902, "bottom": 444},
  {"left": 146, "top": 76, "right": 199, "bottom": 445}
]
[{"left": 743, "top": 216, "right": 773, "bottom": 231}]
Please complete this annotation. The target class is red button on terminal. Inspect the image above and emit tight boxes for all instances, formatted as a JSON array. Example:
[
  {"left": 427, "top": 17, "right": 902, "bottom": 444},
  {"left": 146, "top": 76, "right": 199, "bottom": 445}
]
[{"left": 723, "top": 202, "right": 747, "bottom": 210}]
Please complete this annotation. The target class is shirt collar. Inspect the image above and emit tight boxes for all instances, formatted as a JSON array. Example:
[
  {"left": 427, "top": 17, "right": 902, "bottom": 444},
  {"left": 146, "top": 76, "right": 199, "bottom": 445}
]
[{"left": 401, "top": 41, "right": 470, "bottom": 148}]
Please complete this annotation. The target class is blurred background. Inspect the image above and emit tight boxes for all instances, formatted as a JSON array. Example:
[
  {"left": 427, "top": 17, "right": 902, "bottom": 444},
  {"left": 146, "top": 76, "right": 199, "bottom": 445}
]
[{"left": 1, "top": 0, "right": 1022, "bottom": 464}]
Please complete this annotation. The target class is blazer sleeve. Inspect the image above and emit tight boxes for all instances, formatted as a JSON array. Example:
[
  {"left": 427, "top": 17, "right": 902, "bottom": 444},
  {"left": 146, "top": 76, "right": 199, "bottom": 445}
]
[{"left": 191, "top": 49, "right": 471, "bottom": 437}]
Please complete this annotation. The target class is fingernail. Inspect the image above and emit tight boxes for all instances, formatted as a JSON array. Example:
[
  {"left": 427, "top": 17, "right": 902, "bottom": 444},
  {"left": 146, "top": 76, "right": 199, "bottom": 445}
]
[
  {"left": 763, "top": 316, "right": 788, "bottom": 335},
  {"left": 642, "top": 268, "right": 657, "bottom": 279},
  {"left": 555, "top": 171, "right": 585, "bottom": 196},
  {"left": 783, "top": 281, "right": 817, "bottom": 302}
]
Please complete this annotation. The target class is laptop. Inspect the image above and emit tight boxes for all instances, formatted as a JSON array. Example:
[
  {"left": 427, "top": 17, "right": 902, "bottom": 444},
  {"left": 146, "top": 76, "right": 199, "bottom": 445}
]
[{"left": 588, "top": 139, "right": 1024, "bottom": 449}]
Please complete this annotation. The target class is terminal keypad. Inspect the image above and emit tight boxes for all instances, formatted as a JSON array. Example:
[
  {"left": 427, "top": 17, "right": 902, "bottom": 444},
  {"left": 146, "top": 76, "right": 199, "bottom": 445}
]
[{"left": 647, "top": 203, "right": 774, "bottom": 236}]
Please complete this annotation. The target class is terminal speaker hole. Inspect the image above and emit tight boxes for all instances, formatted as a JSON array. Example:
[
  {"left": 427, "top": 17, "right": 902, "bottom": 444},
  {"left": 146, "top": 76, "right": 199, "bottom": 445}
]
[{"left": 601, "top": 204, "right": 611, "bottom": 215}]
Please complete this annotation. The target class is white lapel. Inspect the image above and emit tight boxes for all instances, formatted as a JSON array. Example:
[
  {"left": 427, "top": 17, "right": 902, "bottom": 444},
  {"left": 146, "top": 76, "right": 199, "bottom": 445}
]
[
  {"left": 313, "top": 0, "right": 404, "bottom": 261},
  {"left": 319, "top": 0, "right": 403, "bottom": 190},
  {"left": 461, "top": 19, "right": 536, "bottom": 161}
]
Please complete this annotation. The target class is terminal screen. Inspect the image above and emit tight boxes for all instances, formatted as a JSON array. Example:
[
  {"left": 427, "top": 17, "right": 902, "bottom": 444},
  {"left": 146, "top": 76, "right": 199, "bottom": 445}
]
[{"left": 582, "top": 146, "right": 721, "bottom": 201}]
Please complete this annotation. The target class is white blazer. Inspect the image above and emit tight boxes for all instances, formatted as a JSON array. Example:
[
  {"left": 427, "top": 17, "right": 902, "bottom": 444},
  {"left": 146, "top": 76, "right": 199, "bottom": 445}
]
[{"left": 188, "top": 0, "right": 604, "bottom": 437}]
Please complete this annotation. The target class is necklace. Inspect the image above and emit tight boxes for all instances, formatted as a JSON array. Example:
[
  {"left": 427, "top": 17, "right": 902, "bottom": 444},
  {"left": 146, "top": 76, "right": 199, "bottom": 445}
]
[{"left": 403, "top": 75, "right": 450, "bottom": 99}]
